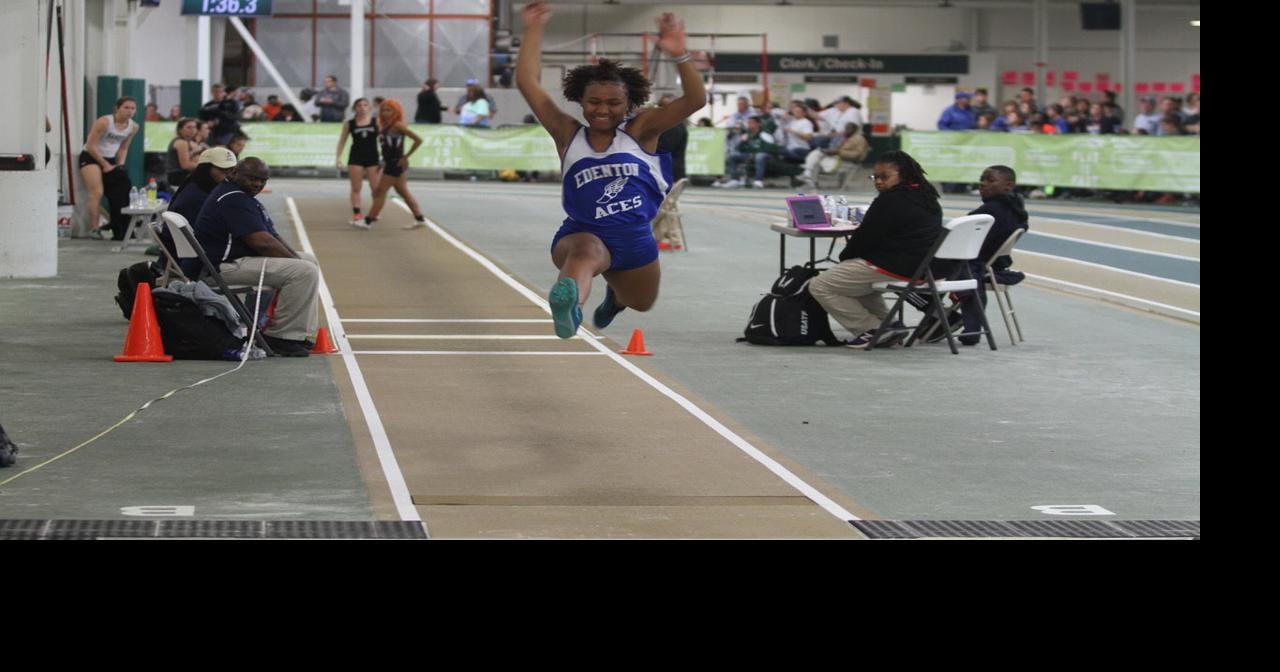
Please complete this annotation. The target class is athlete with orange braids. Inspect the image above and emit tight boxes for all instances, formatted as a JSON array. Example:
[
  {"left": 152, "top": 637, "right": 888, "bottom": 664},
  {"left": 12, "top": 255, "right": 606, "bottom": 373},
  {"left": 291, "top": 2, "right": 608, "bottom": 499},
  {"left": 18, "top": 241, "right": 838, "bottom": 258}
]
[{"left": 355, "top": 98, "right": 428, "bottom": 230}]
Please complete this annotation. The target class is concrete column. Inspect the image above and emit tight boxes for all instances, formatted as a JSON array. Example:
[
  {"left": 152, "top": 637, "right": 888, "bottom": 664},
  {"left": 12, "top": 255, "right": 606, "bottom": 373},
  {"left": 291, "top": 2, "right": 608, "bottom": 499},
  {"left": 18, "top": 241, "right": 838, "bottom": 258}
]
[
  {"left": 351, "top": 0, "right": 364, "bottom": 102},
  {"left": 197, "top": 15, "right": 210, "bottom": 100},
  {"left": 1120, "top": 0, "right": 1137, "bottom": 123},
  {"left": 1033, "top": 0, "right": 1049, "bottom": 104},
  {"left": 0, "top": 0, "right": 56, "bottom": 278}
]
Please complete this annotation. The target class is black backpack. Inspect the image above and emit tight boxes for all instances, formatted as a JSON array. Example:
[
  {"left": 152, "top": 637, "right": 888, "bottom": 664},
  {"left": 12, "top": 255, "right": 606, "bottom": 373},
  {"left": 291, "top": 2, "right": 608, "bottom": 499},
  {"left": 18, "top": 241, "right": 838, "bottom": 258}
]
[
  {"left": 152, "top": 290, "right": 244, "bottom": 360},
  {"left": 115, "top": 261, "right": 161, "bottom": 319},
  {"left": 738, "top": 265, "right": 842, "bottom": 346}
]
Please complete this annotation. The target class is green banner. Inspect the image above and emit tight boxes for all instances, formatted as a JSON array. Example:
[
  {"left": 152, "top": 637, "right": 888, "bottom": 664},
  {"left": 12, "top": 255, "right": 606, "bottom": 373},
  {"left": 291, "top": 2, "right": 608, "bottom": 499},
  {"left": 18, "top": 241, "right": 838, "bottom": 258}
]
[
  {"left": 146, "top": 123, "right": 727, "bottom": 175},
  {"left": 901, "top": 131, "right": 1201, "bottom": 193},
  {"left": 685, "top": 127, "right": 726, "bottom": 177}
]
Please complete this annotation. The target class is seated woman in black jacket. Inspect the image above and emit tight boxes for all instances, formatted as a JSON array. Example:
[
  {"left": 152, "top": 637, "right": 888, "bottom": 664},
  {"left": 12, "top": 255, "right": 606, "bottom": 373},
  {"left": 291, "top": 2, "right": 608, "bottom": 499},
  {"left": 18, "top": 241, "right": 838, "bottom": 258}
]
[{"left": 808, "top": 150, "right": 945, "bottom": 349}]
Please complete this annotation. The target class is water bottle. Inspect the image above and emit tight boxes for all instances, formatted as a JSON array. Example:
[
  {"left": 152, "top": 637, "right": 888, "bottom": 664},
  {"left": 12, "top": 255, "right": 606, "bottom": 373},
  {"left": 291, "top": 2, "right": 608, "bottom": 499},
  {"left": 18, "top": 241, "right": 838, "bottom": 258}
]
[
  {"left": 836, "top": 195, "right": 849, "bottom": 223},
  {"left": 821, "top": 194, "right": 834, "bottom": 219},
  {"left": 128, "top": 186, "right": 140, "bottom": 209},
  {"left": 146, "top": 178, "right": 158, "bottom": 205}
]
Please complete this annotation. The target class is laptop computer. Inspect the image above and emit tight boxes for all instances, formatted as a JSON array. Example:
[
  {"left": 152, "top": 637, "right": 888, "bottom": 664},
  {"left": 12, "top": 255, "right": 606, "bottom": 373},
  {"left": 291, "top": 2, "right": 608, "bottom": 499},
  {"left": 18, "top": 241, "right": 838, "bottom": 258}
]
[{"left": 785, "top": 195, "right": 857, "bottom": 231}]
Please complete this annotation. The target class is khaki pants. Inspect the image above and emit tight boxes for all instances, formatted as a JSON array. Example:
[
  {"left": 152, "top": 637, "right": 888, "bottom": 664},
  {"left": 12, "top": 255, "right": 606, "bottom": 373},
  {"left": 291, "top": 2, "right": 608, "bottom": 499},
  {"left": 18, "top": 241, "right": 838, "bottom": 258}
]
[
  {"left": 218, "top": 253, "right": 320, "bottom": 342},
  {"left": 807, "top": 258, "right": 891, "bottom": 336}
]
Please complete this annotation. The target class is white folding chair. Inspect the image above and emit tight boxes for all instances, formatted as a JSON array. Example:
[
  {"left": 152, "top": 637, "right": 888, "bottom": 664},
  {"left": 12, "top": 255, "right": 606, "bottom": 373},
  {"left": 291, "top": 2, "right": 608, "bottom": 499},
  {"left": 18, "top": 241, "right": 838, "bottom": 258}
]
[
  {"left": 651, "top": 177, "right": 689, "bottom": 251},
  {"left": 145, "top": 219, "right": 189, "bottom": 287},
  {"left": 161, "top": 211, "right": 275, "bottom": 356},
  {"left": 984, "top": 228, "right": 1026, "bottom": 345},
  {"left": 868, "top": 214, "right": 997, "bottom": 354}
]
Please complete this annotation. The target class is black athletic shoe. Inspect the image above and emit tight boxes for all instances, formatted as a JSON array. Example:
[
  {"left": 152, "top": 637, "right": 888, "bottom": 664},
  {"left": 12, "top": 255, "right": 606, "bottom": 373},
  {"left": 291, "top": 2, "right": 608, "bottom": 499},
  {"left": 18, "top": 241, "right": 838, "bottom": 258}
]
[{"left": 263, "top": 335, "right": 312, "bottom": 357}]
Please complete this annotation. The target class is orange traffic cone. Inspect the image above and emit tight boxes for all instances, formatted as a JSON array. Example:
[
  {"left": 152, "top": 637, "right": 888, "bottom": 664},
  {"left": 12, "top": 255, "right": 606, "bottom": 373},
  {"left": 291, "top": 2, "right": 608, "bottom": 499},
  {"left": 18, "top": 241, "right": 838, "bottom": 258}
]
[
  {"left": 311, "top": 327, "right": 340, "bottom": 354},
  {"left": 114, "top": 283, "right": 173, "bottom": 362},
  {"left": 619, "top": 329, "right": 653, "bottom": 356}
]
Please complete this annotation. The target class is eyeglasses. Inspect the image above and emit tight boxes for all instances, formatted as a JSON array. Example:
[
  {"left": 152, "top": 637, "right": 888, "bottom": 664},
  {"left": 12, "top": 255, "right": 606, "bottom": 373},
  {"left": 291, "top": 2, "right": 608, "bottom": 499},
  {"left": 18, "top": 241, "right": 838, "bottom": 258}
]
[{"left": 869, "top": 174, "right": 894, "bottom": 183}]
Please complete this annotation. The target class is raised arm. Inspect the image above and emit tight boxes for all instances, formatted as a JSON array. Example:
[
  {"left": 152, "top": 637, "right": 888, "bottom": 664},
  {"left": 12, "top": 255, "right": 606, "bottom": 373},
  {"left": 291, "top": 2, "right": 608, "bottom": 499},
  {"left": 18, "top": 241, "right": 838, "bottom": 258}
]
[
  {"left": 628, "top": 13, "right": 707, "bottom": 145},
  {"left": 515, "top": 1, "right": 579, "bottom": 153}
]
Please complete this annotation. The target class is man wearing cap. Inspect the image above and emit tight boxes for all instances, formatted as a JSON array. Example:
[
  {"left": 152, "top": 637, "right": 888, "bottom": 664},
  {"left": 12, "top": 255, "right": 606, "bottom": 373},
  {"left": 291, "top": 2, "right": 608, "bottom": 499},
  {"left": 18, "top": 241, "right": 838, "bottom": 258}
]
[
  {"left": 938, "top": 91, "right": 977, "bottom": 130},
  {"left": 162, "top": 146, "right": 239, "bottom": 274},
  {"left": 1131, "top": 96, "right": 1162, "bottom": 135},
  {"left": 169, "top": 146, "right": 238, "bottom": 229},
  {"left": 185, "top": 157, "right": 320, "bottom": 357},
  {"left": 452, "top": 79, "right": 498, "bottom": 116}
]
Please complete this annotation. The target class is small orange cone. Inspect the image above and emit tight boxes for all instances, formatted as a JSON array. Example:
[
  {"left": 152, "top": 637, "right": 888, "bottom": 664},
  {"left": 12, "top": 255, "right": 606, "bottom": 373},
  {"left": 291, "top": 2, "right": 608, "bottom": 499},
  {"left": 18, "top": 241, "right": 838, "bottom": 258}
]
[
  {"left": 619, "top": 329, "right": 653, "bottom": 356},
  {"left": 311, "top": 327, "right": 340, "bottom": 354},
  {"left": 114, "top": 283, "right": 173, "bottom": 362}
]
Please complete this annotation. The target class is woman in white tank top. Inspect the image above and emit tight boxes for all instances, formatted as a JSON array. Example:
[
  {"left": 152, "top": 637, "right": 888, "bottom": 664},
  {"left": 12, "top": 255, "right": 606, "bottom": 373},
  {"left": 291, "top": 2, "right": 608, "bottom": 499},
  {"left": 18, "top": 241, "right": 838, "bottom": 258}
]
[{"left": 79, "top": 96, "right": 139, "bottom": 237}]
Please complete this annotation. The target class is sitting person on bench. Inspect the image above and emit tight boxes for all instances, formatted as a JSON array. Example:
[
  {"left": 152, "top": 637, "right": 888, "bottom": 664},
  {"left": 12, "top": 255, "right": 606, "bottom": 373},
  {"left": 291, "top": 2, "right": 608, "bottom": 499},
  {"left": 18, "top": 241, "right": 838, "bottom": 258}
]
[
  {"left": 183, "top": 157, "right": 320, "bottom": 357},
  {"left": 800, "top": 122, "right": 870, "bottom": 188},
  {"left": 712, "top": 116, "right": 779, "bottom": 189}
]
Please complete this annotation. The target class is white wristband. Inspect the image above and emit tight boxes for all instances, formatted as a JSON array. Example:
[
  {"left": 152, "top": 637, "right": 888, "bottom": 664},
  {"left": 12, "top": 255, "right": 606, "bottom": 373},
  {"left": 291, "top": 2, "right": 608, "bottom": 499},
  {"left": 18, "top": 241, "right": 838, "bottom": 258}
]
[{"left": 672, "top": 53, "right": 693, "bottom": 65}]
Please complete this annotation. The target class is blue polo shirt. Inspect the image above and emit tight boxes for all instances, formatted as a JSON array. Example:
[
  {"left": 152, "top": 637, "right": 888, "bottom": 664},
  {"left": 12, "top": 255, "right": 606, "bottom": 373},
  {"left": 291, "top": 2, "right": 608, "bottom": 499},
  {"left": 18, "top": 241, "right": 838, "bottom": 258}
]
[
  {"left": 170, "top": 179, "right": 214, "bottom": 226},
  {"left": 181, "top": 179, "right": 280, "bottom": 278}
]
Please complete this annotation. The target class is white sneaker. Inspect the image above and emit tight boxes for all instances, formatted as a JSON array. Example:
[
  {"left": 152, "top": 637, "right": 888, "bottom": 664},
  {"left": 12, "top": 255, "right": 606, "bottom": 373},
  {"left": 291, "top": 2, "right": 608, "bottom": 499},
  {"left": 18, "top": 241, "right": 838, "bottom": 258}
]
[
  {"left": 350, "top": 216, "right": 365, "bottom": 226},
  {"left": 351, "top": 219, "right": 373, "bottom": 230},
  {"left": 402, "top": 221, "right": 427, "bottom": 230},
  {"left": 722, "top": 178, "right": 743, "bottom": 189},
  {"left": 751, "top": 180, "right": 766, "bottom": 189}
]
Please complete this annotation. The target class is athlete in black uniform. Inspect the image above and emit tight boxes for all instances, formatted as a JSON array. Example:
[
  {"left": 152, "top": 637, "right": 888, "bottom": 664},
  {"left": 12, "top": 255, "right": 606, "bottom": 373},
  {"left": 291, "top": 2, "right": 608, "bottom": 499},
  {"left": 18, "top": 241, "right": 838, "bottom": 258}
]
[
  {"left": 336, "top": 98, "right": 382, "bottom": 226},
  {"left": 355, "top": 99, "right": 428, "bottom": 230}
]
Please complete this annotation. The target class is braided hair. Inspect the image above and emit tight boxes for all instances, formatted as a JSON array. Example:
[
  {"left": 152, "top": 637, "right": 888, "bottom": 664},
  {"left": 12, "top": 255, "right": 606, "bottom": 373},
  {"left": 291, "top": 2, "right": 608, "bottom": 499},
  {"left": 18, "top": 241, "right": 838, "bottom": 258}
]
[
  {"left": 876, "top": 150, "right": 940, "bottom": 201},
  {"left": 562, "top": 58, "right": 651, "bottom": 112}
]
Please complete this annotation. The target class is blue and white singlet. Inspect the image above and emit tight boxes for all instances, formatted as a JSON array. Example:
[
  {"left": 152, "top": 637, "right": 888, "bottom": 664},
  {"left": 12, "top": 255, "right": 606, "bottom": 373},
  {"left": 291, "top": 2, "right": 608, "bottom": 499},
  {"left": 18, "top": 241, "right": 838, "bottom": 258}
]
[{"left": 560, "top": 121, "right": 672, "bottom": 233}]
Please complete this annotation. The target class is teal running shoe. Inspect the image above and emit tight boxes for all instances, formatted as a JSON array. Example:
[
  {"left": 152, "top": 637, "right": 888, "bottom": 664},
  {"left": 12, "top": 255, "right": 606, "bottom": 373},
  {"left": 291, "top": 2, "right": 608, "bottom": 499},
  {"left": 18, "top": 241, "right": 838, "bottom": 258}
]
[
  {"left": 592, "top": 285, "right": 626, "bottom": 329},
  {"left": 548, "top": 277, "right": 581, "bottom": 339}
]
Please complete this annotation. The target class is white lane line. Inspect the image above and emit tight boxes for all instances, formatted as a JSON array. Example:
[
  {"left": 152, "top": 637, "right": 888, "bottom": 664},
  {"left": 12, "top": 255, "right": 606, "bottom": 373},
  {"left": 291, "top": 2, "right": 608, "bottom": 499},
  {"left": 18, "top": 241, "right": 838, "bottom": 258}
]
[
  {"left": 287, "top": 197, "right": 423, "bottom": 526},
  {"left": 937, "top": 207, "right": 1202, "bottom": 241},
  {"left": 1023, "top": 230, "right": 1199, "bottom": 261},
  {"left": 1017, "top": 250, "right": 1201, "bottom": 288},
  {"left": 343, "top": 319, "right": 553, "bottom": 323},
  {"left": 1028, "top": 217, "right": 1201, "bottom": 244},
  {"left": 1026, "top": 273, "right": 1201, "bottom": 320},
  {"left": 351, "top": 351, "right": 609, "bottom": 356},
  {"left": 393, "top": 200, "right": 863, "bottom": 523}
]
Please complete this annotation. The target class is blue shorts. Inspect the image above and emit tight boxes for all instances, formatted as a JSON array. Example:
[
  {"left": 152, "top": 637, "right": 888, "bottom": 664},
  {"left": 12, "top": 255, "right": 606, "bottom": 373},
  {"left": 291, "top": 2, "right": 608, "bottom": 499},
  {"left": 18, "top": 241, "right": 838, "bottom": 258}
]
[{"left": 551, "top": 220, "right": 659, "bottom": 272}]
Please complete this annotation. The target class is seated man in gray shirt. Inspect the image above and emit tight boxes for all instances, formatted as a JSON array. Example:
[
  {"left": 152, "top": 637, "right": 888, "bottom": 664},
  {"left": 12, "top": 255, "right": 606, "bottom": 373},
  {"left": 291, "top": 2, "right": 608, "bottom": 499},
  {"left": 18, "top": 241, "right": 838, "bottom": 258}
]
[{"left": 185, "top": 157, "right": 320, "bottom": 357}]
